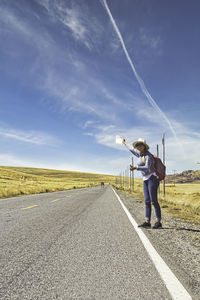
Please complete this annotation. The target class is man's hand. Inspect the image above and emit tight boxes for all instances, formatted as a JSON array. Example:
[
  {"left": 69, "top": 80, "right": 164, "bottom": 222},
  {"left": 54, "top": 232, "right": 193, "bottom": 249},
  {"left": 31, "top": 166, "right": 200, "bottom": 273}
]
[
  {"left": 122, "top": 138, "right": 126, "bottom": 145},
  {"left": 130, "top": 165, "right": 137, "bottom": 171}
]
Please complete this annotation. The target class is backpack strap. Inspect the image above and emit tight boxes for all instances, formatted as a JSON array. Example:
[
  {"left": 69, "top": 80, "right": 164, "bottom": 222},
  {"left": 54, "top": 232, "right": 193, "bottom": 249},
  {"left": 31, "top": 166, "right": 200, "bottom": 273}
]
[{"left": 148, "top": 152, "right": 156, "bottom": 172}]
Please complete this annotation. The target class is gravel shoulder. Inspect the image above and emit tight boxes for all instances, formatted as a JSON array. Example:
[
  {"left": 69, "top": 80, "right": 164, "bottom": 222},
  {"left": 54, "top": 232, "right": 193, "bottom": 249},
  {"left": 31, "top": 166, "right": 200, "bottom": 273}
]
[{"left": 116, "top": 188, "right": 200, "bottom": 300}]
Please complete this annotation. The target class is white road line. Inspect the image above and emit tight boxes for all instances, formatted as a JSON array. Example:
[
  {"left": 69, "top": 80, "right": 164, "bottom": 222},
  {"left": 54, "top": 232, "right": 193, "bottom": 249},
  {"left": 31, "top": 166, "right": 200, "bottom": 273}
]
[{"left": 112, "top": 187, "right": 192, "bottom": 300}]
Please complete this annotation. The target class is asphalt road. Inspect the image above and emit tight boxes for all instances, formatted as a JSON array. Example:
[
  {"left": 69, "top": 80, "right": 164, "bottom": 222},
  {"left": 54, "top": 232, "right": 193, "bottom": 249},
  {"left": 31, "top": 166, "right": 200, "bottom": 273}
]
[{"left": 0, "top": 185, "right": 173, "bottom": 299}]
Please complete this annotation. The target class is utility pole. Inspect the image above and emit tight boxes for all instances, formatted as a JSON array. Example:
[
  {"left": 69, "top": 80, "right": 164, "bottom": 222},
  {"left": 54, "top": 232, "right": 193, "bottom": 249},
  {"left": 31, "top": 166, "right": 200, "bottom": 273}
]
[
  {"left": 125, "top": 169, "right": 126, "bottom": 189},
  {"left": 126, "top": 169, "right": 127, "bottom": 189},
  {"left": 127, "top": 166, "right": 129, "bottom": 189},
  {"left": 132, "top": 156, "right": 134, "bottom": 191},
  {"left": 173, "top": 169, "right": 177, "bottom": 187},
  {"left": 157, "top": 144, "right": 159, "bottom": 157},
  {"left": 162, "top": 133, "right": 165, "bottom": 197},
  {"left": 128, "top": 166, "right": 130, "bottom": 189},
  {"left": 157, "top": 144, "right": 160, "bottom": 196}
]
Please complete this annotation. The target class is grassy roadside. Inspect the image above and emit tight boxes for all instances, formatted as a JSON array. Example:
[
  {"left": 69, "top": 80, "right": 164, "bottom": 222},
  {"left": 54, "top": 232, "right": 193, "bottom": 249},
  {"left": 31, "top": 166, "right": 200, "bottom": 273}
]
[
  {"left": 0, "top": 166, "right": 117, "bottom": 199},
  {"left": 113, "top": 179, "right": 200, "bottom": 224},
  {"left": 1, "top": 166, "right": 199, "bottom": 224}
]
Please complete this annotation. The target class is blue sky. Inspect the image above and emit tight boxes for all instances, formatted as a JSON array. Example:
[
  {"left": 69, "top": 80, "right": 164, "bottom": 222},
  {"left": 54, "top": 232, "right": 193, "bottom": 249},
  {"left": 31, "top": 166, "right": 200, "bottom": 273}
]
[{"left": 0, "top": 0, "right": 200, "bottom": 176}]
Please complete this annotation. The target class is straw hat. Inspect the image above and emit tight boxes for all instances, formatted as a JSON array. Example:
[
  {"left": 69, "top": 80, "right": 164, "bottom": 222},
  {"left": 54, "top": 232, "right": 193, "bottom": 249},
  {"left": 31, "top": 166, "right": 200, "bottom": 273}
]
[{"left": 132, "top": 138, "right": 149, "bottom": 150}]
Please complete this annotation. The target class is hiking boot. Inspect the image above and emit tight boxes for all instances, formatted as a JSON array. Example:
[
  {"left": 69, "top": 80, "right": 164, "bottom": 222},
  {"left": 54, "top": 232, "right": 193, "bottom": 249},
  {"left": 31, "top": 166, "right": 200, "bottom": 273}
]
[
  {"left": 138, "top": 221, "right": 151, "bottom": 228},
  {"left": 152, "top": 221, "right": 162, "bottom": 229}
]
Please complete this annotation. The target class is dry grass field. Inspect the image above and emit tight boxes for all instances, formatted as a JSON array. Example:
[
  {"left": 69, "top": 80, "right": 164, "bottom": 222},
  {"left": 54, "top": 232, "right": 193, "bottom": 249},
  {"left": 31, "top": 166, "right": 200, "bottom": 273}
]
[
  {"left": 158, "top": 182, "right": 200, "bottom": 223},
  {"left": 0, "top": 166, "right": 117, "bottom": 199},
  {"left": 1, "top": 166, "right": 199, "bottom": 223},
  {"left": 114, "top": 179, "right": 200, "bottom": 224}
]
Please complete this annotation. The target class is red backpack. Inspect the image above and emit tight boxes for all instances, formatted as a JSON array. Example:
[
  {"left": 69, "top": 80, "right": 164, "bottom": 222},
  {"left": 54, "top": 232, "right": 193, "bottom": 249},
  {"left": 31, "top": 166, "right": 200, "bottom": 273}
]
[{"left": 151, "top": 155, "right": 166, "bottom": 181}]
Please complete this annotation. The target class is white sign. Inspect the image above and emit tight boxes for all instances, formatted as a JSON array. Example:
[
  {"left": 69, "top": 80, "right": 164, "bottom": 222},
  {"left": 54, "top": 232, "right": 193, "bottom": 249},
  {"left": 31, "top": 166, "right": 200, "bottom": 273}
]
[{"left": 116, "top": 135, "right": 123, "bottom": 144}]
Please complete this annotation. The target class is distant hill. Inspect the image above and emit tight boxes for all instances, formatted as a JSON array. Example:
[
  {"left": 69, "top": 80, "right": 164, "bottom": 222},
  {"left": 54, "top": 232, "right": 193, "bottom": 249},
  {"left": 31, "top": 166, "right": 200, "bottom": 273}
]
[{"left": 166, "top": 170, "right": 200, "bottom": 184}]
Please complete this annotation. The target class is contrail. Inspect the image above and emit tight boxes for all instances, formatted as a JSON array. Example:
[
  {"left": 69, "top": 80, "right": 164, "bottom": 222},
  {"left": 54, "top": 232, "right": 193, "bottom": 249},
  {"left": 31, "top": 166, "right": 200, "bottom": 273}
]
[{"left": 101, "top": 0, "right": 178, "bottom": 140}]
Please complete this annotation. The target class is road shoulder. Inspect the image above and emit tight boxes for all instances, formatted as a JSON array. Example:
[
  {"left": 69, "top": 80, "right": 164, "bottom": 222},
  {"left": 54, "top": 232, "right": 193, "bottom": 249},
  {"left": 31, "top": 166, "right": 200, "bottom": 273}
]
[{"left": 116, "top": 188, "right": 200, "bottom": 300}]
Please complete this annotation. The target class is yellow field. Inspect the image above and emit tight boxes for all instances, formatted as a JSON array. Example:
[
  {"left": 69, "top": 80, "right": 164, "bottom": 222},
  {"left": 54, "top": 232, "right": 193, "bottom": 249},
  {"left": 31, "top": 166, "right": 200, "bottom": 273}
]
[
  {"left": 1, "top": 166, "right": 199, "bottom": 223},
  {"left": 114, "top": 179, "right": 200, "bottom": 224},
  {"left": 0, "top": 166, "right": 117, "bottom": 199},
  {"left": 159, "top": 183, "right": 200, "bottom": 223}
]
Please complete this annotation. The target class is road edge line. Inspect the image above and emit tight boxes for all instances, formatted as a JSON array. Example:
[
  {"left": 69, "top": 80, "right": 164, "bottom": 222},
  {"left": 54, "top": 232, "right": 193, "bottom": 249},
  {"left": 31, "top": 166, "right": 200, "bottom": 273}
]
[{"left": 111, "top": 186, "right": 192, "bottom": 300}]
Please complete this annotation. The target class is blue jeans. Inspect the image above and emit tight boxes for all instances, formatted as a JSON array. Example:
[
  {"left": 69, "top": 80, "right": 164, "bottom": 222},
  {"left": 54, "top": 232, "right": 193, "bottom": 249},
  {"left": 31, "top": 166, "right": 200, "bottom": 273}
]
[{"left": 143, "top": 175, "right": 161, "bottom": 221}]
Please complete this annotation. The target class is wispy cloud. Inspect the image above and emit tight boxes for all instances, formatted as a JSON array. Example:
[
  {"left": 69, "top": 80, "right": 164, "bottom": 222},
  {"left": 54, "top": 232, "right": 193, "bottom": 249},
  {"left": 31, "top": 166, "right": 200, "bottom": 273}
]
[
  {"left": 0, "top": 126, "right": 59, "bottom": 146},
  {"left": 85, "top": 119, "right": 200, "bottom": 173},
  {"left": 109, "top": 34, "right": 121, "bottom": 53},
  {"left": 83, "top": 120, "right": 97, "bottom": 129},
  {"left": 101, "top": 87, "right": 127, "bottom": 107},
  {"left": 0, "top": 5, "right": 54, "bottom": 53},
  {"left": 61, "top": 7, "right": 91, "bottom": 50},
  {"left": 101, "top": 0, "right": 178, "bottom": 141},
  {"left": 0, "top": 1, "right": 87, "bottom": 81},
  {"left": 41, "top": 69, "right": 121, "bottom": 122},
  {"left": 0, "top": 2, "right": 122, "bottom": 122},
  {"left": 35, "top": 0, "right": 105, "bottom": 52},
  {"left": 139, "top": 27, "right": 161, "bottom": 49},
  {"left": 0, "top": 0, "right": 136, "bottom": 125},
  {"left": 92, "top": 124, "right": 159, "bottom": 151}
]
